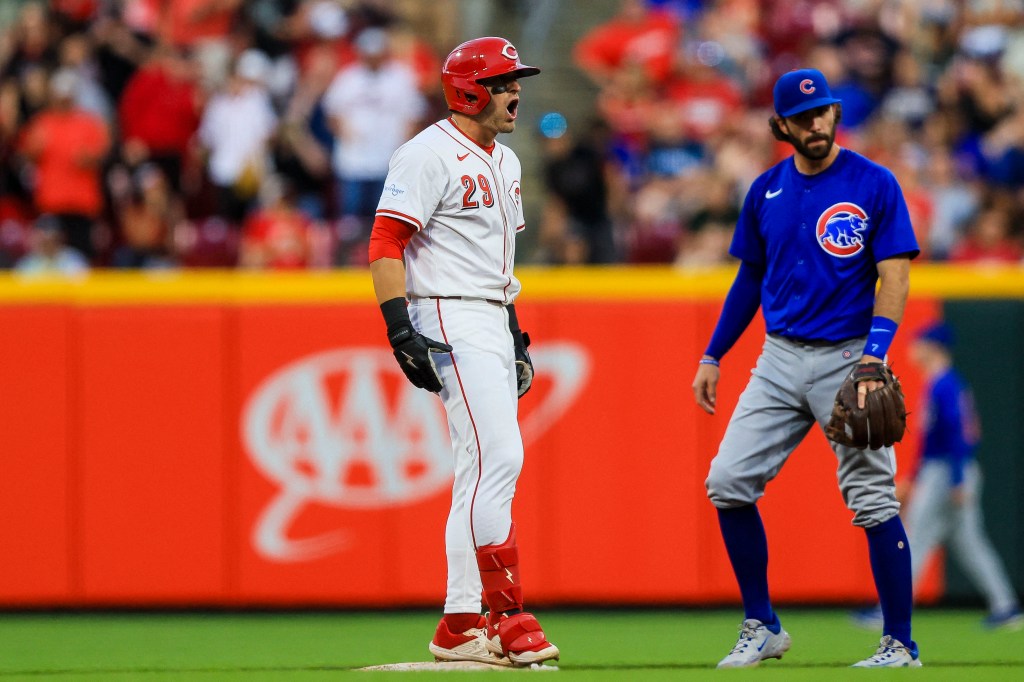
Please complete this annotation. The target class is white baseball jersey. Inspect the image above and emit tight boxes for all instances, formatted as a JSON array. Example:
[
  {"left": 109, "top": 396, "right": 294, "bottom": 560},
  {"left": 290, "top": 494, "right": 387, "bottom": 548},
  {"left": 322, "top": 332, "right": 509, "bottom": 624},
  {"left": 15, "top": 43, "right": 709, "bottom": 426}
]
[{"left": 375, "top": 118, "right": 526, "bottom": 303}]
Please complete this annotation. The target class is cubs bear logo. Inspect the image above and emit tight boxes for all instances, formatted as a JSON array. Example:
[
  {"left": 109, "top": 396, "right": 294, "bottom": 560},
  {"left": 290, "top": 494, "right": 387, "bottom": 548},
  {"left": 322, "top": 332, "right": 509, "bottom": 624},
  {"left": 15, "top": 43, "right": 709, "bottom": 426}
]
[{"left": 816, "top": 202, "right": 868, "bottom": 257}]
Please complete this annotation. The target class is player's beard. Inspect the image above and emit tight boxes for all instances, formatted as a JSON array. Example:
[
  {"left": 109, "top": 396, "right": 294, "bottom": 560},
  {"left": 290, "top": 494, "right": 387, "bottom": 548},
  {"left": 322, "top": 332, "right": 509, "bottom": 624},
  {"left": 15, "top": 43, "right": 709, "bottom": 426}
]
[
  {"left": 790, "top": 128, "right": 836, "bottom": 160},
  {"left": 479, "top": 98, "right": 517, "bottom": 135},
  {"left": 493, "top": 116, "right": 516, "bottom": 134}
]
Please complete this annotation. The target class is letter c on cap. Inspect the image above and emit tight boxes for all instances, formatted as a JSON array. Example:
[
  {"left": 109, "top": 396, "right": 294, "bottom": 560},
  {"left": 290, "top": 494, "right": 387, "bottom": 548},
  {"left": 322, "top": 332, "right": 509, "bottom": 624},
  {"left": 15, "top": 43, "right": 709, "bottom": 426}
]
[{"left": 799, "top": 79, "right": 815, "bottom": 94}]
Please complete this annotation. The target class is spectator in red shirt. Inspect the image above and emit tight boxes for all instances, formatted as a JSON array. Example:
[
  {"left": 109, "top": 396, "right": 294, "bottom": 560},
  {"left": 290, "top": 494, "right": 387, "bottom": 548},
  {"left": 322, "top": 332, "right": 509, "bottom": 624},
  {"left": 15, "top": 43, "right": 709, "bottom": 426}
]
[
  {"left": 574, "top": 0, "right": 681, "bottom": 88},
  {"left": 239, "top": 176, "right": 314, "bottom": 269},
  {"left": 51, "top": 0, "right": 100, "bottom": 28},
  {"left": 118, "top": 43, "right": 203, "bottom": 189},
  {"left": 598, "top": 62, "right": 659, "bottom": 158},
  {"left": 153, "top": 0, "right": 242, "bottom": 48},
  {"left": 663, "top": 56, "right": 744, "bottom": 143},
  {"left": 950, "top": 203, "right": 1023, "bottom": 264},
  {"left": 18, "top": 68, "right": 110, "bottom": 259},
  {"left": 148, "top": 0, "right": 244, "bottom": 89}
]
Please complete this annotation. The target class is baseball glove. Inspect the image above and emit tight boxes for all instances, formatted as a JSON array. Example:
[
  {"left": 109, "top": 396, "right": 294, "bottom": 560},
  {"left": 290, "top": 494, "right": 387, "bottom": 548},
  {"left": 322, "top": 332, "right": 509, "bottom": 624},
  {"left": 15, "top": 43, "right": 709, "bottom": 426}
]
[{"left": 825, "top": 362, "right": 907, "bottom": 450}]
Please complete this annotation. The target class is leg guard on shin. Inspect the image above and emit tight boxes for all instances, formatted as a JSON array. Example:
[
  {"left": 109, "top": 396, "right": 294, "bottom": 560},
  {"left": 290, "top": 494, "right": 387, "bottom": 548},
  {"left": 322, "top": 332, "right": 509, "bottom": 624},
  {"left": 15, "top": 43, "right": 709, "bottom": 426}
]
[
  {"left": 475, "top": 524, "right": 523, "bottom": 614},
  {"left": 475, "top": 524, "right": 559, "bottom": 665}
]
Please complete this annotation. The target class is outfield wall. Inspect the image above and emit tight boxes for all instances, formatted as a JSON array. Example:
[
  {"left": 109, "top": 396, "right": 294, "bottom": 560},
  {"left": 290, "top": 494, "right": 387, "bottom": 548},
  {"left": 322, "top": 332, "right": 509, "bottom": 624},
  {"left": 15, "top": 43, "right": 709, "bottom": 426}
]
[{"left": 0, "top": 265, "right": 1019, "bottom": 608}]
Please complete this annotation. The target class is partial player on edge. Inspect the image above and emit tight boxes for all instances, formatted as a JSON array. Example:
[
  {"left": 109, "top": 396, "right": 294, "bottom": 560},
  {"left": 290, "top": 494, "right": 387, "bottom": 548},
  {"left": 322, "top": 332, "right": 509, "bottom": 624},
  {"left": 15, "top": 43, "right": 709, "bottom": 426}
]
[{"left": 853, "top": 321, "right": 1022, "bottom": 632}]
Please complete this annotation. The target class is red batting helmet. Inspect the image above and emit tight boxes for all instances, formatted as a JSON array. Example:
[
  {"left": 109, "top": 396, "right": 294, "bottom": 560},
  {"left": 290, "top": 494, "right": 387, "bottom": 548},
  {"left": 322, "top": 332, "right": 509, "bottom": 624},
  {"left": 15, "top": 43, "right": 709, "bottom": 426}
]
[{"left": 441, "top": 37, "right": 540, "bottom": 115}]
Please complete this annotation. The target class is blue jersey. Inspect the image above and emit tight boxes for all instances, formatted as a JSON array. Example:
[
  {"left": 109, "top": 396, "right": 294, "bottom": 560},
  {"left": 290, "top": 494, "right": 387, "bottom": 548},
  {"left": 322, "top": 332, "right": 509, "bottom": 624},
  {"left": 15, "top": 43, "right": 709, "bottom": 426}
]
[
  {"left": 920, "top": 368, "right": 980, "bottom": 487},
  {"left": 730, "top": 148, "right": 920, "bottom": 341}
]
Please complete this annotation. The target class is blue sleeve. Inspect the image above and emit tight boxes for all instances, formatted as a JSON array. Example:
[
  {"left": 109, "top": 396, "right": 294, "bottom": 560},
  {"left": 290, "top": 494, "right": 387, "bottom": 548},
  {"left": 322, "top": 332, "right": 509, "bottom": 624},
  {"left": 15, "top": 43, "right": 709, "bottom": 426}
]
[
  {"left": 704, "top": 261, "right": 764, "bottom": 359},
  {"left": 931, "top": 378, "right": 969, "bottom": 487},
  {"left": 870, "top": 170, "right": 920, "bottom": 262},
  {"left": 728, "top": 178, "right": 766, "bottom": 265}
]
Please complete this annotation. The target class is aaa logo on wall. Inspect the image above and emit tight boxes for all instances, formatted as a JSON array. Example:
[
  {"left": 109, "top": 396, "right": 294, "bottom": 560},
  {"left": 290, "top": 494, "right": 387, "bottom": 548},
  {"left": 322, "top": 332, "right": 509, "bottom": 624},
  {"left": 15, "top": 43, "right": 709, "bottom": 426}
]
[{"left": 241, "top": 344, "right": 589, "bottom": 562}]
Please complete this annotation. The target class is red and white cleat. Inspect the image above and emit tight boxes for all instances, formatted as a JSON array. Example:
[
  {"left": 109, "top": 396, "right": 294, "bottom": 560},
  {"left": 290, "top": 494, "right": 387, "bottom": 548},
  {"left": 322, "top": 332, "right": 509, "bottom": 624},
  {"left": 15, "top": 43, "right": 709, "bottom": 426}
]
[
  {"left": 486, "top": 611, "right": 560, "bottom": 666},
  {"left": 428, "top": 615, "right": 511, "bottom": 666}
]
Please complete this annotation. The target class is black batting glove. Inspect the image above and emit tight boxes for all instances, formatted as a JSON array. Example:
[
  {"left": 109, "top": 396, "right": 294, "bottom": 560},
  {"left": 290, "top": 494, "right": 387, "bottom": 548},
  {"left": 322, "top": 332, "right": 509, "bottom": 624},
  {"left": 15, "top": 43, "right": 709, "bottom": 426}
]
[
  {"left": 381, "top": 297, "right": 453, "bottom": 393},
  {"left": 507, "top": 303, "right": 534, "bottom": 398},
  {"left": 513, "top": 331, "right": 533, "bottom": 397}
]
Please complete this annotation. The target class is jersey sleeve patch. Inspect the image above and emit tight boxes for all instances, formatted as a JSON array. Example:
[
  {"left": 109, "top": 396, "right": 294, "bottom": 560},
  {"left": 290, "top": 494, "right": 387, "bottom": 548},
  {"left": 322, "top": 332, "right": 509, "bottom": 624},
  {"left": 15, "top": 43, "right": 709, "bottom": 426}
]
[
  {"left": 376, "top": 141, "right": 446, "bottom": 232},
  {"left": 381, "top": 181, "right": 410, "bottom": 203}
]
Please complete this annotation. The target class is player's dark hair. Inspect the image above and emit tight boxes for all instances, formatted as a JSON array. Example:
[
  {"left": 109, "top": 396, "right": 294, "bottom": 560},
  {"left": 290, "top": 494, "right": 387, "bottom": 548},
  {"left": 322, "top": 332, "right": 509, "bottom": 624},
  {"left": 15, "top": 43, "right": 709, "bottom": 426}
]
[
  {"left": 768, "top": 116, "right": 787, "bottom": 141},
  {"left": 768, "top": 103, "right": 843, "bottom": 142}
]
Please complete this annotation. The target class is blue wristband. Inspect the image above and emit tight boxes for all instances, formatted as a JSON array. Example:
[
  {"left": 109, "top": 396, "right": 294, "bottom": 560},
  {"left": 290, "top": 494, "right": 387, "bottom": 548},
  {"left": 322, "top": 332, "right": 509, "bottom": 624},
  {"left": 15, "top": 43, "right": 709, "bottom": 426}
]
[
  {"left": 699, "top": 358, "right": 720, "bottom": 367},
  {"left": 864, "top": 316, "right": 898, "bottom": 358}
]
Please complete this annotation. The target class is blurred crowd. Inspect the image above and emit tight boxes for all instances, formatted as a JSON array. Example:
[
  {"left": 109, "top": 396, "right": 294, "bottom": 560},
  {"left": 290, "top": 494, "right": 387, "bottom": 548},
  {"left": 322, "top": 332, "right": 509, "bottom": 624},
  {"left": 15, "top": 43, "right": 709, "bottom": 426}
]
[
  {"left": 4, "top": 1, "right": 1024, "bottom": 273},
  {"left": 0, "top": 0, "right": 452, "bottom": 273},
  {"left": 538, "top": 0, "right": 1024, "bottom": 267}
]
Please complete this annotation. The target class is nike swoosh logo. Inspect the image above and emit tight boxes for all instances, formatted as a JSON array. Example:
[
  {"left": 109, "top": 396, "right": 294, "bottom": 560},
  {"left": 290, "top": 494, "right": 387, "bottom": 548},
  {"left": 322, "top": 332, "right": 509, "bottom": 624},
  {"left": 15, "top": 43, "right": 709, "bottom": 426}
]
[
  {"left": 869, "top": 328, "right": 893, "bottom": 334},
  {"left": 457, "top": 152, "right": 470, "bottom": 161},
  {"left": 757, "top": 639, "right": 769, "bottom": 651},
  {"left": 765, "top": 188, "right": 783, "bottom": 199}
]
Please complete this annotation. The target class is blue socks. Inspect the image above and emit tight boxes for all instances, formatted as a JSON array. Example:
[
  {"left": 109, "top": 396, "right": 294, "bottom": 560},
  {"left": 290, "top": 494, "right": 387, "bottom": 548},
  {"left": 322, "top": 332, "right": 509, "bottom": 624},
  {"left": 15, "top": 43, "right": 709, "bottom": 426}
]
[
  {"left": 717, "top": 505, "right": 776, "bottom": 627},
  {"left": 865, "top": 516, "right": 914, "bottom": 646},
  {"left": 718, "top": 505, "right": 911, "bottom": 645}
]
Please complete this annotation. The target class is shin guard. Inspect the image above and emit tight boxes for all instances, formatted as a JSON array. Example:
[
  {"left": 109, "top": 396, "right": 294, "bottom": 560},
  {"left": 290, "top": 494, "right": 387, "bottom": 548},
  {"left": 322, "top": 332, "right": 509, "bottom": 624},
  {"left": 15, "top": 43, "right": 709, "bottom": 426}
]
[{"left": 475, "top": 524, "right": 523, "bottom": 614}]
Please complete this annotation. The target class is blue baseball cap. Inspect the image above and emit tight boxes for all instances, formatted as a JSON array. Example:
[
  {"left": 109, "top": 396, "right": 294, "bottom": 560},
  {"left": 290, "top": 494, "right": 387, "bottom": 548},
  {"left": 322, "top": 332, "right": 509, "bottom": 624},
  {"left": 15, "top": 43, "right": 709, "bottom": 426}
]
[
  {"left": 773, "top": 68, "right": 842, "bottom": 118},
  {"left": 916, "top": 321, "right": 954, "bottom": 349}
]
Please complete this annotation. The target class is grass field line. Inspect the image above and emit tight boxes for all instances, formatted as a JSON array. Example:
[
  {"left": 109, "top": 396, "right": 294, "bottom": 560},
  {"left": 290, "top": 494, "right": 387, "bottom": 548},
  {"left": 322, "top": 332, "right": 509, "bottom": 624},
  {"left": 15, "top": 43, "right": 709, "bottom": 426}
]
[
  {"left": 0, "top": 609, "right": 1020, "bottom": 679},
  {"left": 2, "top": 660, "right": 1024, "bottom": 676}
]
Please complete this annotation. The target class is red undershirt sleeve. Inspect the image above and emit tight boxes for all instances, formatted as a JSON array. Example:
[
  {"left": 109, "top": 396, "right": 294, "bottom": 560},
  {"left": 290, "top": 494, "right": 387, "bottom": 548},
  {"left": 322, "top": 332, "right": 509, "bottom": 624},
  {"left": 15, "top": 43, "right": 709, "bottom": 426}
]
[{"left": 368, "top": 215, "right": 417, "bottom": 263}]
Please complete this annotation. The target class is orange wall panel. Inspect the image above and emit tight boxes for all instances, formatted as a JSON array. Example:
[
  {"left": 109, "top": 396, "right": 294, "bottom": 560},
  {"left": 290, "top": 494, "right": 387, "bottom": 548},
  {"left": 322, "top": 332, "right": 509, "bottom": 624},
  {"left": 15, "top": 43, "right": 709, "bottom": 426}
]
[
  {"left": 75, "top": 306, "right": 228, "bottom": 603},
  {"left": 524, "top": 301, "right": 705, "bottom": 602},
  {"left": 231, "top": 305, "right": 453, "bottom": 604},
  {"left": 0, "top": 306, "right": 73, "bottom": 603},
  {"left": 0, "top": 286, "right": 944, "bottom": 606}
]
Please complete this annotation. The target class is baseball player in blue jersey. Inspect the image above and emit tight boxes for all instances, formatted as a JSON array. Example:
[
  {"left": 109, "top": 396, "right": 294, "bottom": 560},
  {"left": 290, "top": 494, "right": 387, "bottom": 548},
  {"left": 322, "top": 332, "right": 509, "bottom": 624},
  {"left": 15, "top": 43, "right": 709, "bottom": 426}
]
[
  {"left": 691, "top": 68, "right": 922, "bottom": 668},
  {"left": 854, "top": 322, "right": 1022, "bottom": 630}
]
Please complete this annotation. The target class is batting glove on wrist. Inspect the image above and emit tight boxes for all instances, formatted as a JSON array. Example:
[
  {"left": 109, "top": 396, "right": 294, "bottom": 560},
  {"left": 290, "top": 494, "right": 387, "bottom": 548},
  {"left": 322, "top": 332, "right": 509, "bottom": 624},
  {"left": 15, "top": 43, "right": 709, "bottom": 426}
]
[
  {"left": 512, "top": 330, "right": 533, "bottom": 398},
  {"left": 388, "top": 325, "right": 453, "bottom": 393}
]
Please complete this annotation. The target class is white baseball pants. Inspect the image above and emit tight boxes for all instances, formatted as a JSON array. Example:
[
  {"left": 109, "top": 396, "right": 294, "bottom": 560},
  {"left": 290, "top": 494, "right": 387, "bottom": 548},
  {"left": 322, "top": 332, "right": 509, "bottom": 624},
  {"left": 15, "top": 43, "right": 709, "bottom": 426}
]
[{"left": 409, "top": 297, "right": 522, "bottom": 614}]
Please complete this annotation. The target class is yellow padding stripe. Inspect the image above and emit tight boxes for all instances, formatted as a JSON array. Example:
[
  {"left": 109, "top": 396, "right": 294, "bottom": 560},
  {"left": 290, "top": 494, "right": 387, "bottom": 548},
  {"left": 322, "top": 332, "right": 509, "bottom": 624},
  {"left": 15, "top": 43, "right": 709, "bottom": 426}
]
[{"left": 0, "top": 264, "right": 1022, "bottom": 304}]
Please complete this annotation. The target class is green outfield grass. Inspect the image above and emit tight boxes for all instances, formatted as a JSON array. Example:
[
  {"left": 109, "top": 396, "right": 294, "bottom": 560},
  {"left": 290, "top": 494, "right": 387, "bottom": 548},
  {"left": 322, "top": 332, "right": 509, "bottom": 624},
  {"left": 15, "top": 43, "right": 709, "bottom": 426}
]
[{"left": 0, "top": 608, "right": 1020, "bottom": 680}]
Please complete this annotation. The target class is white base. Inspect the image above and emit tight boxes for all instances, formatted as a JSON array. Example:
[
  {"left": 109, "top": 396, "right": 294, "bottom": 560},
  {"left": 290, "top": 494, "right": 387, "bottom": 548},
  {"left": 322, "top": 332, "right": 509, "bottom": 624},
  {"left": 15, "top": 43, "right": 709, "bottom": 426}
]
[{"left": 356, "top": 661, "right": 560, "bottom": 671}]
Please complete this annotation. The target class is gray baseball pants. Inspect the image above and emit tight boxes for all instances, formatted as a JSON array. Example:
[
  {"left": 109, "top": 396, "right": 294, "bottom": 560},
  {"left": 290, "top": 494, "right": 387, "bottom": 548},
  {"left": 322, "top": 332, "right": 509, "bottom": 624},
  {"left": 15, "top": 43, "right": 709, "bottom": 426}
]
[
  {"left": 706, "top": 334, "right": 901, "bottom": 528},
  {"left": 905, "top": 459, "right": 1019, "bottom": 614}
]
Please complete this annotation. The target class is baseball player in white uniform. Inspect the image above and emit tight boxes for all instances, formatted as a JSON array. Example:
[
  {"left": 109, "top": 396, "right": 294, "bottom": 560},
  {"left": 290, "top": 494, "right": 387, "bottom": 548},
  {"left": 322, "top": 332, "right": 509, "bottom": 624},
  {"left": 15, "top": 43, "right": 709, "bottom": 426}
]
[{"left": 368, "top": 37, "right": 559, "bottom": 668}]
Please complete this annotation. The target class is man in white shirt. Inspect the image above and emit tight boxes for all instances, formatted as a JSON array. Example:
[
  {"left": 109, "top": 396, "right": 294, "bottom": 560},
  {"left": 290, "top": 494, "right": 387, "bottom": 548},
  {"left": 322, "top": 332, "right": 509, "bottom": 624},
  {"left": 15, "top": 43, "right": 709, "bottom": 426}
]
[
  {"left": 197, "top": 49, "right": 278, "bottom": 223},
  {"left": 323, "top": 27, "right": 425, "bottom": 263}
]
